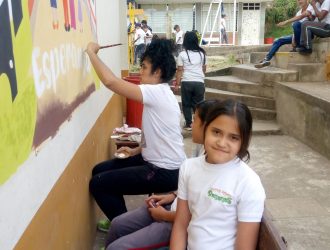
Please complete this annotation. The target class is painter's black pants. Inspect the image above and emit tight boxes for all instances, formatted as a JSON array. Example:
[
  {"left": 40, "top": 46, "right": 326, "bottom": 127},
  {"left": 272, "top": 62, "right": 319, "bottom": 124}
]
[{"left": 89, "top": 154, "right": 179, "bottom": 220}]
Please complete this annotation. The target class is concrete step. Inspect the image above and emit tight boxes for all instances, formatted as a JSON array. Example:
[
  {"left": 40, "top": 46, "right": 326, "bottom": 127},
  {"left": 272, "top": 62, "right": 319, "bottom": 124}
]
[
  {"left": 176, "top": 94, "right": 276, "bottom": 121},
  {"left": 230, "top": 64, "right": 298, "bottom": 83},
  {"left": 287, "top": 63, "right": 327, "bottom": 82},
  {"left": 250, "top": 52, "right": 268, "bottom": 64},
  {"left": 182, "top": 119, "right": 281, "bottom": 138},
  {"left": 273, "top": 52, "right": 319, "bottom": 69},
  {"left": 249, "top": 107, "right": 277, "bottom": 121},
  {"left": 205, "top": 75, "right": 274, "bottom": 98},
  {"left": 205, "top": 87, "right": 276, "bottom": 110}
]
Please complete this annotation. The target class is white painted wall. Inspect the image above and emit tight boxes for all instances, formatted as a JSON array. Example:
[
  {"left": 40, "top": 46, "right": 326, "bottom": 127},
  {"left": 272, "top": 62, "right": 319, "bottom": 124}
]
[
  {"left": 0, "top": 1, "right": 127, "bottom": 249},
  {"left": 240, "top": 9, "right": 261, "bottom": 45}
]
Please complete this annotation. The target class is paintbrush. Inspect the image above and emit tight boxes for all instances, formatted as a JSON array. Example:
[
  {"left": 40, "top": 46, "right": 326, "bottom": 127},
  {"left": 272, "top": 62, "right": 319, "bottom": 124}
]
[{"left": 99, "top": 43, "right": 123, "bottom": 49}]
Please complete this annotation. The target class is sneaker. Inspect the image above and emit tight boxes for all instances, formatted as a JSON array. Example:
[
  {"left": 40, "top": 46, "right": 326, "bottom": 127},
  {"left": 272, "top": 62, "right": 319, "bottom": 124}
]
[
  {"left": 297, "top": 47, "right": 312, "bottom": 54},
  {"left": 254, "top": 59, "right": 271, "bottom": 68},
  {"left": 183, "top": 124, "right": 192, "bottom": 131},
  {"left": 97, "top": 219, "right": 111, "bottom": 232},
  {"left": 289, "top": 47, "right": 297, "bottom": 52}
]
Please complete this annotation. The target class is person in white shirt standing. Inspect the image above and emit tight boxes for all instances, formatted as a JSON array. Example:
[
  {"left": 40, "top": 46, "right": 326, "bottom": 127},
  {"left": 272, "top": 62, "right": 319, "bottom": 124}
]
[
  {"left": 220, "top": 13, "right": 228, "bottom": 44},
  {"left": 174, "top": 24, "right": 183, "bottom": 56},
  {"left": 143, "top": 24, "right": 153, "bottom": 46},
  {"left": 175, "top": 31, "right": 206, "bottom": 131},
  {"left": 133, "top": 23, "right": 146, "bottom": 64},
  {"left": 299, "top": 0, "right": 330, "bottom": 54}
]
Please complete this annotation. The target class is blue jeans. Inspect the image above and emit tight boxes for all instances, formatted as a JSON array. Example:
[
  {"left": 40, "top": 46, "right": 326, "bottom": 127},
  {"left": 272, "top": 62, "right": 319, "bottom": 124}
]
[
  {"left": 266, "top": 35, "right": 292, "bottom": 61},
  {"left": 292, "top": 21, "right": 302, "bottom": 47}
]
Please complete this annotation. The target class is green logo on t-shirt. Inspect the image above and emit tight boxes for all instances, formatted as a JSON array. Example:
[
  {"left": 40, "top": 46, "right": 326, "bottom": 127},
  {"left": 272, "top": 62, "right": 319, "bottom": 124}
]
[{"left": 208, "top": 189, "right": 232, "bottom": 205}]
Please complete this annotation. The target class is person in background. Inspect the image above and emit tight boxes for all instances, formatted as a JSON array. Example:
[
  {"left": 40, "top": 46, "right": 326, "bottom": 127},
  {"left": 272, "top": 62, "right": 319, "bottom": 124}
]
[
  {"left": 103, "top": 100, "right": 219, "bottom": 250},
  {"left": 143, "top": 24, "right": 153, "bottom": 46},
  {"left": 133, "top": 23, "right": 146, "bottom": 64},
  {"left": 170, "top": 99, "right": 266, "bottom": 250},
  {"left": 220, "top": 13, "right": 228, "bottom": 44},
  {"left": 175, "top": 31, "right": 206, "bottom": 131},
  {"left": 298, "top": 0, "right": 330, "bottom": 54},
  {"left": 141, "top": 19, "right": 152, "bottom": 33},
  {"left": 86, "top": 39, "right": 186, "bottom": 231},
  {"left": 174, "top": 24, "right": 183, "bottom": 56},
  {"left": 255, "top": 0, "right": 314, "bottom": 68}
]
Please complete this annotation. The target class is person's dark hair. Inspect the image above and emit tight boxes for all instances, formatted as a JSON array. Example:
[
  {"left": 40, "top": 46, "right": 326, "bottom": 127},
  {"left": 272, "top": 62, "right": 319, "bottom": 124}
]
[
  {"left": 221, "top": 13, "right": 226, "bottom": 18},
  {"left": 195, "top": 99, "right": 220, "bottom": 124},
  {"left": 203, "top": 99, "right": 253, "bottom": 162},
  {"left": 141, "top": 20, "right": 147, "bottom": 25},
  {"left": 174, "top": 24, "right": 179, "bottom": 30},
  {"left": 151, "top": 34, "right": 159, "bottom": 41},
  {"left": 183, "top": 31, "right": 206, "bottom": 64},
  {"left": 140, "top": 39, "right": 176, "bottom": 83}
]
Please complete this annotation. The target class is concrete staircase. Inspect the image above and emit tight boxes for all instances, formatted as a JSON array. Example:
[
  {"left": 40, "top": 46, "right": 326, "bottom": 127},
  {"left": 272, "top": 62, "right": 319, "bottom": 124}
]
[
  {"left": 202, "top": 64, "right": 286, "bottom": 135},
  {"left": 178, "top": 38, "right": 330, "bottom": 152}
]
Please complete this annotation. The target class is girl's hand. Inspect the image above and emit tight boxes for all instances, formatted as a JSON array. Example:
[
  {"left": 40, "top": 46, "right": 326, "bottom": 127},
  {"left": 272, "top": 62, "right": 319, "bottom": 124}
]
[
  {"left": 86, "top": 42, "right": 100, "bottom": 54},
  {"left": 145, "top": 193, "right": 176, "bottom": 207},
  {"left": 148, "top": 206, "right": 168, "bottom": 222}
]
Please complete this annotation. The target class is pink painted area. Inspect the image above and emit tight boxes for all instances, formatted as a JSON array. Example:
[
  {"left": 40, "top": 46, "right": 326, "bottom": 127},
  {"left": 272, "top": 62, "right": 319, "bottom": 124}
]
[{"left": 69, "top": 0, "right": 76, "bottom": 29}]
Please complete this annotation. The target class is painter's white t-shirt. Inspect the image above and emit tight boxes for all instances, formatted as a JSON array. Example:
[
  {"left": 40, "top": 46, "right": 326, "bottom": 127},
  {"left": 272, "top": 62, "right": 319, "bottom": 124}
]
[
  {"left": 177, "top": 50, "right": 206, "bottom": 83},
  {"left": 175, "top": 30, "right": 183, "bottom": 44},
  {"left": 316, "top": 0, "right": 330, "bottom": 24},
  {"left": 178, "top": 155, "right": 265, "bottom": 250},
  {"left": 296, "top": 4, "right": 315, "bottom": 22},
  {"left": 139, "top": 83, "right": 186, "bottom": 170}
]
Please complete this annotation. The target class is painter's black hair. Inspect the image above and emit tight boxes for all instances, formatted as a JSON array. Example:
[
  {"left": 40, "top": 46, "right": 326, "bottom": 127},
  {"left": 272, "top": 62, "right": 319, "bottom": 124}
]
[
  {"left": 140, "top": 39, "right": 176, "bottom": 83},
  {"left": 183, "top": 31, "right": 206, "bottom": 64},
  {"left": 203, "top": 99, "right": 253, "bottom": 162}
]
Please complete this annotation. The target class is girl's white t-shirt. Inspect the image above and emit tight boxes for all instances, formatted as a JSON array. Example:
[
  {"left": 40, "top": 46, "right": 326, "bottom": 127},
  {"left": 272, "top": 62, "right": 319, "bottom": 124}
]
[
  {"left": 177, "top": 50, "right": 206, "bottom": 83},
  {"left": 178, "top": 155, "right": 265, "bottom": 250}
]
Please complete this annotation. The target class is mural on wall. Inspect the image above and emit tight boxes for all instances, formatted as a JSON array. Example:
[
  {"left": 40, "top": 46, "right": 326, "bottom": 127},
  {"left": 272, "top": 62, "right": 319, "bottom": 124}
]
[{"left": 0, "top": 0, "right": 99, "bottom": 184}]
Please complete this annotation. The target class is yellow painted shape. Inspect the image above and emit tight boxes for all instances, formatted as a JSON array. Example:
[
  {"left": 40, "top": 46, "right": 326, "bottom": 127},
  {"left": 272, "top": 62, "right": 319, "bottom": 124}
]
[{"left": 0, "top": 1, "right": 37, "bottom": 184}]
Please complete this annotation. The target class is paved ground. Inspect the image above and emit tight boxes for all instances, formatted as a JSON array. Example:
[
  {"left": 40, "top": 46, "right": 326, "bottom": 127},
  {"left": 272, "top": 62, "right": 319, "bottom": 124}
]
[{"left": 93, "top": 134, "right": 330, "bottom": 250}]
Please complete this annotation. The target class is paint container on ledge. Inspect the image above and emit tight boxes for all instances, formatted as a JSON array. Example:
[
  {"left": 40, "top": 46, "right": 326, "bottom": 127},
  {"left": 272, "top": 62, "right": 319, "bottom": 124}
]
[{"left": 122, "top": 75, "right": 143, "bottom": 129}]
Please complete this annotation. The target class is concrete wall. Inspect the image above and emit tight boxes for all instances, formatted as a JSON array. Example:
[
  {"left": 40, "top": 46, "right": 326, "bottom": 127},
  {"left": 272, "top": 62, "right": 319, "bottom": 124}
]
[
  {"left": 275, "top": 83, "right": 330, "bottom": 160},
  {"left": 0, "top": 1, "right": 128, "bottom": 249}
]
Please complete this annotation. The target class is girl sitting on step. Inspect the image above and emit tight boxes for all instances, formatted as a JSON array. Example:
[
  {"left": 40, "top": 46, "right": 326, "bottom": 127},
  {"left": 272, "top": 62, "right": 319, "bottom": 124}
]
[{"left": 170, "top": 99, "right": 266, "bottom": 250}]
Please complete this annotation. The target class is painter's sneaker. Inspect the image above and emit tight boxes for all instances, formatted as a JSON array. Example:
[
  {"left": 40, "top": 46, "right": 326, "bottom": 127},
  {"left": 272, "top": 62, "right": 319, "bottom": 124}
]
[{"left": 254, "top": 59, "right": 271, "bottom": 68}]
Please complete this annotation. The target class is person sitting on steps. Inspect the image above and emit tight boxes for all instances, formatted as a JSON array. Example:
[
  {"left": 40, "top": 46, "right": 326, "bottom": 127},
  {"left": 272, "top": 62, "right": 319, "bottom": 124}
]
[
  {"left": 255, "top": 0, "right": 315, "bottom": 68},
  {"left": 298, "top": 0, "right": 330, "bottom": 54},
  {"left": 85, "top": 39, "right": 186, "bottom": 232}
]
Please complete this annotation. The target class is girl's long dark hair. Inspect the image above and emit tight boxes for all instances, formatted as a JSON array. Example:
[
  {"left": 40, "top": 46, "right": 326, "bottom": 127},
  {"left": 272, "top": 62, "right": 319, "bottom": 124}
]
[{"left": 182, "top": 31, "right": 206, "bottom": 64}]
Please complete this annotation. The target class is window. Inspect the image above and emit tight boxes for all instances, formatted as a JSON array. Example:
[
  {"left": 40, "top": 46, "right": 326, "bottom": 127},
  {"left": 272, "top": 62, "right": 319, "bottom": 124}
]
[{"left": 243, "top": 3, "right": 260, "bottom": 10}]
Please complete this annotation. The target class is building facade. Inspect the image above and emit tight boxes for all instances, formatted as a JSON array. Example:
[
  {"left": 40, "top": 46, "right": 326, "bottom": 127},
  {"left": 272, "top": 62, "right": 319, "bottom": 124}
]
[{"left": 135, "top": 0, "right": 273, "bottom": 45}]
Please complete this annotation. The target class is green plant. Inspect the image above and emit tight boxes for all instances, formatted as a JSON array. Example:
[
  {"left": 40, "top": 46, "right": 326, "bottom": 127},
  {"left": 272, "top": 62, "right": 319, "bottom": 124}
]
[{"left": 265, "top": 0, "right": 297, "bottom": 37}]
